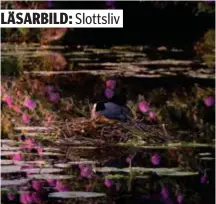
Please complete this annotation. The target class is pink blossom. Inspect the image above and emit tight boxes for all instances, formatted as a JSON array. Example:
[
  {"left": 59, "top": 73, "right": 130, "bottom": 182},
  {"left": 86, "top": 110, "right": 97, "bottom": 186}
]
[
  {"left": 151, "top": 153, "right": 160, "bottom": 165},
  {"left": 78, "top": 163, "right": 85, "bottom": 170},
  {"left": 55, "top": 180, "right": 70, "bottom": 192},
  {"left": 200, "top": 175, "right": 208, "bottom": 183},
  {"left": 7, "top": 192, "right": 16, "bottom": 201},
  {"left": 16, "top": 90, "right": 22, "bottom": 97},
  {"left": 24, "top": 139, "right": 35, "bottom": 149},
  {"left": 13, "top": 106, "right": 21, "bottom": 113},
  {"left": 80, "top": 166, "right": 93, "bottom": 179},
  {"left": 203, "top": 96, "right": 215, "bottom": 107},
  {"left": 3, "top": 94, "right": 13, "bottom": 107},
  {"left": 49, "top": 92, "right": 60, "bottom": 103},
  {"left": 105, "top": 80, "right": 116, "bottom": 90},
  {"left": 31, "top": 192, "right": 41, "bottom": 204},
  {"left": 24, "top": 98, "right": 36, "bottom": 110},
  {"left": 44, "top": 85, "right": 54, "bottom": 94},
  {"left": 32, "top": 180, "right": 42, "bottom": 192},
  {"left": 104, "top": 88, "right": 114, "bottom": 99},
  {"left": 138, "top": 101, "right": 150, "bottom": 113},
  {"left": 12, "top": 153, "right": 22, "bottom": 162},
  {"left": 126, "top": 155, "right": 133, "bottom": 164},
  {"left": 36, "top": 147, "right": 43, "bottom": 154},
  {"left": 104, "top": 178, "right": 112, "bottom": 188},
  {"left": 20, "top": 192, "right": 33, "bottom": 204},
  {"left": 47, "top": 179, "right": 56, "bottom": 187},
  {"left": 149, "top": 111, "right": 157, "bottom": 120},
  {"left": 22, "top": 114, "right": 30, "bottom": 124},
  {"left": 161, "top": 186, "right": 169, "bottom": 199},
  {"left": 177, "top": 194, "right": 183, "bottom": 204}
]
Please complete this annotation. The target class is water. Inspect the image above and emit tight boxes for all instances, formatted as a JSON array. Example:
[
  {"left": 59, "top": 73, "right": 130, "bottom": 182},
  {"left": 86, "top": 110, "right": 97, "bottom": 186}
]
[{"left": 1, "top": 44, "right": 215, "bottom": 204}]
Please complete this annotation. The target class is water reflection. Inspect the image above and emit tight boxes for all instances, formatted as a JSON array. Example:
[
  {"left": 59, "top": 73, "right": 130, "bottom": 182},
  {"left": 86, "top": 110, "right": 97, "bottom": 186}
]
[{"left": 1, "top": 133, "right": 215, "bottom": 204}]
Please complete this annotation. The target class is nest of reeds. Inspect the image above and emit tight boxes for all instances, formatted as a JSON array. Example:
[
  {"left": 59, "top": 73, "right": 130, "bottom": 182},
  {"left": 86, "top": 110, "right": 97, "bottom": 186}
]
[{"left": 56, "top": 116, "right": 175, "bottom": 146}]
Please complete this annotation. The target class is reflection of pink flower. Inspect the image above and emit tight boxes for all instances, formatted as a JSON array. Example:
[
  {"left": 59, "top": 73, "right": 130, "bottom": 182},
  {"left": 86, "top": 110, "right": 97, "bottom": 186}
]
[
  {"left": 22, "top": 114, "right": 30, "bottom": 124},
  {"left": 7, "top": 192, "right": 16, "bottom": 201},
  {"left": 161, "top": 186, "right": 169, "bottom": 199},
  {"left": 200, "top": 175, "right": 208, "bottom": 183},
  {"left": 104, "top": 88, "right": 114, "bottom": 99},
  {"left": 203, "top": 96, "right": 214, "bottom": 107},
  {"left": 24, "top": 98, "right": 36, "bottom": 110},
  {"left": 105, "top": 80, "right": 116, "bottom": 90},
  {"left": 177, "top": 194, "right": 183, "bottom": 204},
  {"left": 151, "top": 153, "right": 160, "bottom": 165},
  {"left": 12, "top": 153, "right": 22, "bottom": 162},
  {"left": 32, "top": 180, "right": 42, "bottom": 192},
  {"left": 138, "top": 101, "right": 150, "bottom": 113},
  {"left": 80, "top": 166, "right": 93, "bottom": 179},
  {"left": 104, "top": 179, "right": 112, "bottom": 188},
  {"left": 149, "top": 111, "right": 157, "bottom": 120},
  {"left": 49, "top": 92, "right": 60, "bottom": 103}
]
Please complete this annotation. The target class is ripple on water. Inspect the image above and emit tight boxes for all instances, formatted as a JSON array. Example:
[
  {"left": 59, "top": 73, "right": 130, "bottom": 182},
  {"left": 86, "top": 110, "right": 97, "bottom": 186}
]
[{"left": 48, "top": 191, "right": 106, "bottom": 199}]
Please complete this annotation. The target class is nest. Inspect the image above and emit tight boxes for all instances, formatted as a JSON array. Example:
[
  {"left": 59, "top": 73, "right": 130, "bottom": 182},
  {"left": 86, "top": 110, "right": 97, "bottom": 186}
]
[{"left": 55, "top": 116, "right": 175, "bottom": 146}]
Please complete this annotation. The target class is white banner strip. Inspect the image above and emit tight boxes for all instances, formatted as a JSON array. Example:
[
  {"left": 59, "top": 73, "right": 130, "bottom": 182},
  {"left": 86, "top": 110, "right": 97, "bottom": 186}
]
[{"left": 0, "top": 10, "right": 123, "bottom": 28}]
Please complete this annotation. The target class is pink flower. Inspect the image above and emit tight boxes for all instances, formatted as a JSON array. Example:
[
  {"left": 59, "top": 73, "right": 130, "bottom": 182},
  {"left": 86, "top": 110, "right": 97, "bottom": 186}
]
[
  {"left": 7, "top": 192, "right": 16, "bottom": 201},
  {"left": 20, "top": 192, "right": 33, "bottom": 204},
  {"left": 44, "top": 85, "right": 54, "bottom": 94},
  {"left": 13, "top": 106, "right": 21, "bottom": 113},
  {"left": 32, "top": 180, "right": 42, "bottom": 192},
  {"left": 126, "top": 155, "right": 133, "bottom": 164},
  {"left": 80, "top": 166, "right": 93, "bottom": 179},
  {"left": 151, "top": 153, "right": 160, "bottom": 165},
  {"left": 25, "top": 139, "right": 35, "bottom": 149},
  {"left": 36, "top": 147, "right": 43, "bottom": 154},
  {"left": 149, "top": 111, "right": 157, "bottom": 120},
  {"left": 203, "top": 96, "right": 215, "bottom": 107},
  {"left": 55, "top": 180, "right": 70, "bottom": 192},
  {"left": 31, "top": 192, "right": 41, "bottom": 204},
  {"left": 16, "top": 90, "right": 22, "bottom": 97},
  {"left": 78, "top": 163, "right": 85, "bottom": 170},
  {"left": 161, "top": 186, "right": 169, "bottom": 199},
  {"left": 22, "top": 114, "right": 30, "bottom": 124},
  {"left": 3, "top": 94, "right": 13, "bottom": 107},
  {"left": 105, "top": 80, "right": 116, "bottom": 90},
  {"left": 104, "top": 88, "right": 114, "bottom": 99},
  {"left": 138, "top": 101, "right": 150, "bottom": 113},
  {"left": 49, "top": 92, "right": 60, "bottom": 103},
  {"left": 177, "top": 194, "right": 183, "bottom": 204},
  {"left": 24, "top": 98, "right": 36, "bottom": 110},
  {"left": 200, "top": 175, "right": 208, "bottom": 183},
  {"left": 47, "top": 179, "right": 56, "bottom": 187},
  {"left": 12, "top": 153, "right": 22, "bottom": 162},
  {"left": 104, "top": 178, "right": 112, "bottom": 188}
]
